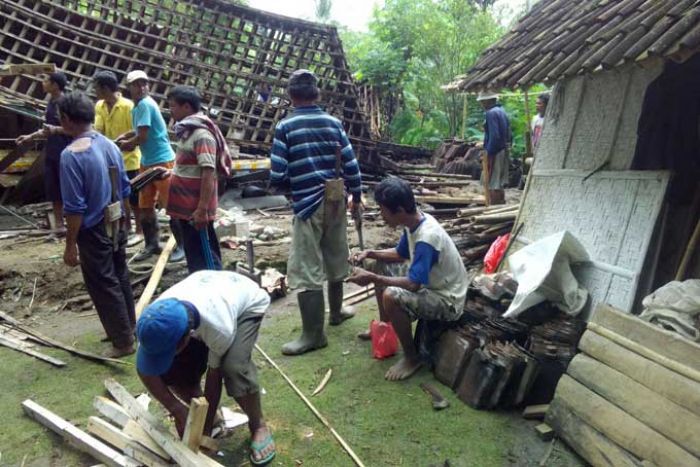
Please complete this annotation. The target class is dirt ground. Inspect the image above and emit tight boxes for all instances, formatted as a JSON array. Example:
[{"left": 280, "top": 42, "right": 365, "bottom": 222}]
[{"left": 0, "top": 192, "right": 582, "bottom": 467}]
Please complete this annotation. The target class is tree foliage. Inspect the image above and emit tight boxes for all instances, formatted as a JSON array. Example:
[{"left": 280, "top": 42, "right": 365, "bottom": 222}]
[
  {"left": 314, "top": 0, "right": 333, "bottom": 23},
  {"left": 342, "top": 0, "right": 506, "bottom": 148}
]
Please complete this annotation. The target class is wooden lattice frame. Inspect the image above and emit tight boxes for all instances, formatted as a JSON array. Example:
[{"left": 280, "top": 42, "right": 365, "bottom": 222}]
[{"left": 0, "top": 0, "right": 371, "bottom": 153}]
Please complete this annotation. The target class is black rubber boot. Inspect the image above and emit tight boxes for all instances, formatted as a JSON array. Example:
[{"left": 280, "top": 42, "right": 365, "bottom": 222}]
[
  {"left": 328, "top": 281, "right": 355, "bottom": 326},
  {"left": 281, "top": 290, "right": 328, "bottom": 356},
  {"left": 168, "top": 219, "right": 186, "bottom": 263},
  {"left": 133, "top": 217, "right": 162, "bottom": 261}
]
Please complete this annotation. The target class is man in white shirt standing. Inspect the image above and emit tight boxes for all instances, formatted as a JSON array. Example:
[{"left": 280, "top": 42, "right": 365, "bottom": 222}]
[{"left": 136, "top": 270, "right": 276, "bottom": 465}]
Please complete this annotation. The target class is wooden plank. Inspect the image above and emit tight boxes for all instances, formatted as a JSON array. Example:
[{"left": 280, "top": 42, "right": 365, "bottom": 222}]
[
  {"left": 552, "top": 376, "right": 700, "bottom": 467},
  {"left": 591, "top": 304, "right": 700, "bottom": 374},
  {"left": 546, "top": 397, "right": 644, "bottom": 467},
  {"left": 183, "top": 397, "right": 209, "bottom": 452},
  {"left": 587, "top": 322, "right": 700, "bottom": 383},
  {"left": 534, "top": 423, "right": 554, "bottom": 441},
  {"left": 22, "top": 399, "right": 138, "bottom": 467},
  {"left": 0, "top": 310, "right": 130, "bottom": 366},
  {"left": 0, "top": 333, "right": 66, "bottom": 367},
  {"left": 122, "top": 420, "right": 170, "bottom": 460},
  {"left": 579, "top": 330, "right": 700, "bottom": 416},
  {"left": 522, "top": 404, "right": 549, "bottom": 420},
  {"left": 0, "top": 63, "right": 56, "bottom": 76},
  {"left": 93, "top": 396, "right": 131, "bottom": 428},
  {"left": 87, "top": 417, "right": 171, "bottom": 467},
  {"left": 415, "top": 195, "right": 485, "bottom": 206},
  {"left": 104, "top": 379, "right": 223, "bottom": 467},
  {"left": 568, "top": 354, "right": 700, "bottom": 457},
  {"left": 135, "top": 235, "right": 177, "bottom": 318}
]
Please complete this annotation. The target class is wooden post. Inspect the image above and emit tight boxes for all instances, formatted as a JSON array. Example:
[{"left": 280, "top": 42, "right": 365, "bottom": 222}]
[
  {"left": 183, "top": 397, "right": 209, "bottom": 452},
  {"left": 135, "top": 235, "right": 177, "bottom": 318}
]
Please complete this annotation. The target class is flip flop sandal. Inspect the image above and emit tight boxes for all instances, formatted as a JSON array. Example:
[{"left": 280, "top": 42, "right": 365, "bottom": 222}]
[{"left": 249, "top": 432, "right": 276, "bottom": 466}]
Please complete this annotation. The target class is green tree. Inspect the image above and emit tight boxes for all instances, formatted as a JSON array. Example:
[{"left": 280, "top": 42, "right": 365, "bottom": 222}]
[
  {"left": 315, "top": 0, "right": 333, "bottom": 23},
  {"left": 342, "top": 0, "right": 504, "bottom": 147}
]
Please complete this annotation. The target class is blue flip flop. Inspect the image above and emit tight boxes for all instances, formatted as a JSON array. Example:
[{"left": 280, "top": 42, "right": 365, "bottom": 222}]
[{"left": 250, "top": 431, "right": 276, "bottom": 466}]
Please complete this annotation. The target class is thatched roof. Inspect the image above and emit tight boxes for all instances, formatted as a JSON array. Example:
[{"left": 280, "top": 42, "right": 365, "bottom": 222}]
[{"left": 446, "top": 0, "right": 700, "bottom": 92}]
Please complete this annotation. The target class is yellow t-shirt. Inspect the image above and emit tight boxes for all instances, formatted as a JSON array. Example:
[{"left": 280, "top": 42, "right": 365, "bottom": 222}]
[{"left": 94, "top": 94, "right": 142, "bottom": 171}]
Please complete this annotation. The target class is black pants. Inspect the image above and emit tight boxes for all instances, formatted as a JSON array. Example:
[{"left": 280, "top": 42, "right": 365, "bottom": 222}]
[
  {"left": 177, "top": 219, "right": 222, "bottom": 273},
  {"left": 77, "top": 223, "right": 135, "bottom": 348}
]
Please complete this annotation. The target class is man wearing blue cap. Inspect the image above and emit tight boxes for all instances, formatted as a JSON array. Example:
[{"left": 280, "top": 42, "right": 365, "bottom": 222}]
[{"left": 136, "top": 270, "right": 275, "bottom": 465}]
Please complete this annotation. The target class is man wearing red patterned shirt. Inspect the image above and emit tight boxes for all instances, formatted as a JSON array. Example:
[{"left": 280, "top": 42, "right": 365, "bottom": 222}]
[{"left": 166, "top": 86, "right": 230, "bottom": 272}]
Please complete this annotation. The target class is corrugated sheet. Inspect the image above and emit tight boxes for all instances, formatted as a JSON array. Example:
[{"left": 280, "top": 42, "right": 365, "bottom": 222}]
[{"left": 446, "top": 0, "right": 700, "bottom": 92}]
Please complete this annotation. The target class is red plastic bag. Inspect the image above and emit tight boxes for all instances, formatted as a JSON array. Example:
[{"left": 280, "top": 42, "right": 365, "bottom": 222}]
[
  {"left": 483, "top": 233, "right": 511, "bottom": 274},
  {"left": 370, "top": 320, "right": 399, "bottom": 359}
]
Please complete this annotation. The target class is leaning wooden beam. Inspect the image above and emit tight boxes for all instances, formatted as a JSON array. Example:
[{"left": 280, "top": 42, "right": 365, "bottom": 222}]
[
  {"left": 22, "top": 399, "right": 138, "bottom": 467},
  {"left": 87, "top": 416, "right": 171, "bottom": 467},
  {"left": 552, "top": 376, "right": 700, "bottom": 467},
  {"left": 135, "top": 235, "right": 177, "bottom": 318},
  {"left": 0, "top": 310, "right": 130, "bottom": 366},
  {"left": 578, "top": 331, "right": 700, "bottom": 416},
  {"left": 183, "top": 397, "right": 209, "bottom": 452},
  {"left": 546, "top": 397, "right": 644, "bottom": 467},
  {"left": 255, "top": 344, "right": 366, "bottom": 467},
  {"left": 0, "top": 333, "right": 66, "bottom": 367},
  {"left": 104, "top": 378, "right": 223, "bottom": 467},
  {"left": 591, "top": 304, "right": 700, "bottom": 374},
  {"left": 567, "top": 354, "right": 700, "bottom": 457}
]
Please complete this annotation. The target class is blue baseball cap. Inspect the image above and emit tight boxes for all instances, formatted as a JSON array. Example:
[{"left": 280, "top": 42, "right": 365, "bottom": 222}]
[{"left": 136, "top": 298, "right": 189, "bottom": 376}]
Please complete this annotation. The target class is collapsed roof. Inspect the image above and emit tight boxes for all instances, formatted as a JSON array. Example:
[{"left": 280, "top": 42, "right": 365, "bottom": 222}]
[
  {"left": 445, "top": 0, "right": 700, "bottom": 92},
  {"left": 0, "top": 0, "right": 374, "bottom": 153}
]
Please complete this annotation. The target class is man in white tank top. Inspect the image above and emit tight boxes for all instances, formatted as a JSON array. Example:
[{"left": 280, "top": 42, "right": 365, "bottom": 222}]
[{"left": 348, "top": 178, "right": 468, "bottom": 381}]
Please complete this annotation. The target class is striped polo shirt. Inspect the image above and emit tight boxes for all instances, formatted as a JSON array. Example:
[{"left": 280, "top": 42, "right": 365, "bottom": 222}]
[
  {"left": 269, "top": 105, "right": 362, "bottom": 220},
  {"left": 167, "top": 128, "right": 217, "bottom": 221}
]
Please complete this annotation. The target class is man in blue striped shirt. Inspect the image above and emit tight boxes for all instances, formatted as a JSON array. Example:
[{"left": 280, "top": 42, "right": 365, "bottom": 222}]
[{"left": 270, "top": 69, "right": 362, "bottom": 356}]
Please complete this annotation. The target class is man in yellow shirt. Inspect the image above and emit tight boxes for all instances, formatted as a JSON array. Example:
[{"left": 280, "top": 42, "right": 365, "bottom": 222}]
[{"left": 93, "top": 71, "right": 143, "bottom": 243}]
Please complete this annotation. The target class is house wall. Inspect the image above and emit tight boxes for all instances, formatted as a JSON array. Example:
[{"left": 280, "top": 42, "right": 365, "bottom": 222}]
[{"left": 534, "top": 62, "right": 663, "bottom": 172}]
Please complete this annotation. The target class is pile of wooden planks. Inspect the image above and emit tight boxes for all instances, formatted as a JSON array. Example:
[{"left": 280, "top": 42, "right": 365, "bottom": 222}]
[
  {"left": 442, "top": 204, "right": 519, "bottom": 267},
  {"left": 23, "top": 379, "right": 225, "bottom": 467},
  {"left": 546, "top": 304, "right": 700, "bottom": 467}
]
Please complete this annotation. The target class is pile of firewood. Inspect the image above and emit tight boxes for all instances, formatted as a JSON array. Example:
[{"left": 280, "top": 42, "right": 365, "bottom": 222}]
[{"left": 441, "top": 204, "right": 519, "bottom": 268}]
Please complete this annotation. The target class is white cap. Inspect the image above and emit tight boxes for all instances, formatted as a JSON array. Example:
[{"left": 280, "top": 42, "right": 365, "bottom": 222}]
[
  {"left": 125, "top": 70, "right": 149, "bottom": 84},
  {"left": 476, "top": 91, "right": 499, "bottom": 102}
]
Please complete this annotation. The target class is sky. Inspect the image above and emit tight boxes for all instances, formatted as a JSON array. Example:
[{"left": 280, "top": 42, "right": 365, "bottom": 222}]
[{"left": 247, "top": 0, "right": 529, "bottom": 31}]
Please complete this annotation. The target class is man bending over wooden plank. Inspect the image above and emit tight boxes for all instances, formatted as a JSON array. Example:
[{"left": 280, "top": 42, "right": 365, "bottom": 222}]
[{"left": 136, "top": 270, "right": 276, "bottom": 465}]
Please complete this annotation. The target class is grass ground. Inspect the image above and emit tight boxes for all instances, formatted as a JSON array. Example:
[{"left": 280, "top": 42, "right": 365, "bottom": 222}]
[{"left": 0, "top": 297, "right": 584, "bottom": 467}]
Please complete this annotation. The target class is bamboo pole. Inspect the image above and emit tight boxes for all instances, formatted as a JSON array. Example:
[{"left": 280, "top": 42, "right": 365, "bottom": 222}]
[
  {"left": 135, "top": 235, "right": 177, "bottom": 318},
  {"left": 255, "top": 344, "right": 366, "bottom": 467}
]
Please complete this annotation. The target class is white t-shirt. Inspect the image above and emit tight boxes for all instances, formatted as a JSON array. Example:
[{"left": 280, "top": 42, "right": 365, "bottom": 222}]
[
  {"left": 155, "top": 270, "right": 270, "bottom": 368},
  {"left": 406, "top": 213, "right": 468, "bottom": 311}
]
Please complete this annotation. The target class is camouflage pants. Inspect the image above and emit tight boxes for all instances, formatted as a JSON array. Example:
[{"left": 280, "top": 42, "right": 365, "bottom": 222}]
[{"left": 370, "top": 260, "right": 460, "bottom": 322}]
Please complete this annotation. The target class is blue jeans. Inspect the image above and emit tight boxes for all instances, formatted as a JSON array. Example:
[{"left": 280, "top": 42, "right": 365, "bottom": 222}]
[{"left": 177, "top": 219, "right": 222, "bottom": 273}]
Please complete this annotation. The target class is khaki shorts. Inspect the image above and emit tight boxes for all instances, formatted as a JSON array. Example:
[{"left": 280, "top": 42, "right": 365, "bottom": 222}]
[
  {"left": 372, "top": 260, "right": 460, "bottom": 322},
  {"left": 287, "top": 198, "right": 349, "bottom": 290},
  {"left": 139, "top": 161, "right": 174, "bottom": 209},
  {"left": 220, "top": 311, "right": 263, "bottom": 398}
]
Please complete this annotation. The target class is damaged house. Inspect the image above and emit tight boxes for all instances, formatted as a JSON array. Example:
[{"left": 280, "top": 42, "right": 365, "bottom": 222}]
[
  {"left": 0, "top": 0, "right": 421, "bottom": 203},
  {"left": 447, "top": 0, "right": 700, "bottom": 465}
]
